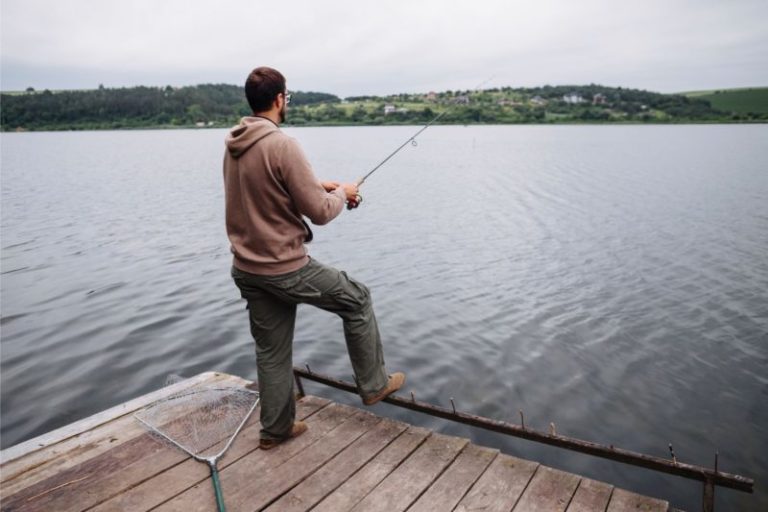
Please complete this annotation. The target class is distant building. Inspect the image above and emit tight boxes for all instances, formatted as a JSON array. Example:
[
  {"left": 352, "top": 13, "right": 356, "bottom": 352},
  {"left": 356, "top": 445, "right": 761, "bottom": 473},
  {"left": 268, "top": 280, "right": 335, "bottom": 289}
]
[
  {"left": 563, "top": 92, "right": 584, "bottom": 104},
  {"left": 530, "top": 96, "right": 547, "bottom": 106},
  {"left": 383, "top": 104, "right": 409, "bottom": 115},
  {"left": 425, "top": 91, "right": 437, "bottom": 102},
  {"left": 497, "top": 99, "right": 522, "bottom": 106},
  {"left": 453, "top": 95, "right": 470, "bottom": 105},
  {"left": 195, "top": 121, "right": 206, "bottom": 127},
  {"left": 592, "top": 93, "right": 607, "bottom": 105}
]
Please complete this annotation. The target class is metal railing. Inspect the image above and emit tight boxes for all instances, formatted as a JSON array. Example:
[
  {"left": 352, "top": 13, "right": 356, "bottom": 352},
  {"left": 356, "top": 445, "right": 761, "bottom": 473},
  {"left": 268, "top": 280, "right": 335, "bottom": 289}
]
[{"left": 293, "top": 366, "right": 753, "bottom": 512}]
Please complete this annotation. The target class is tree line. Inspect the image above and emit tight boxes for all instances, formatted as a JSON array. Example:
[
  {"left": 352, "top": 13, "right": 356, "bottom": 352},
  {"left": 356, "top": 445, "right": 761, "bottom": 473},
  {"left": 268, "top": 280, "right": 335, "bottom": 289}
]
[
  {"left": 0, "top": 84, "right": 339, "bottom": 131},
  {"left": 1, "top": 82, "right": 761, "bottom": 131}
]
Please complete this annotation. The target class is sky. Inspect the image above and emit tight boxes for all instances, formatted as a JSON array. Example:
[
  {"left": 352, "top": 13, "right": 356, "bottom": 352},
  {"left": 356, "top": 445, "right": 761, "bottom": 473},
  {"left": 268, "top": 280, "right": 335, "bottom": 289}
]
[{"left": 1, "top": 0, "right": 766, "bottom": 97}]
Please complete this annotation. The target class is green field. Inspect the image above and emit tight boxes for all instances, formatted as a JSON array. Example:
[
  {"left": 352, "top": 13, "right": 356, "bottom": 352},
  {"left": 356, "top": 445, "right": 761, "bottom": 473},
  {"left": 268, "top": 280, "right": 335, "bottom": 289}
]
[{"left": 681, "top": 87, "right": 768, "bottom": 114}]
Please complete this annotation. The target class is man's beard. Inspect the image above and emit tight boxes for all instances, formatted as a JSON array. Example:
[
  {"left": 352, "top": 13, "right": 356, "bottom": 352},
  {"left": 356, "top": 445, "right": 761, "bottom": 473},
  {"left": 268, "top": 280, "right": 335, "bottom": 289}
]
[{"left": 279, "top": 104, "right": 286, "bottom": 123}]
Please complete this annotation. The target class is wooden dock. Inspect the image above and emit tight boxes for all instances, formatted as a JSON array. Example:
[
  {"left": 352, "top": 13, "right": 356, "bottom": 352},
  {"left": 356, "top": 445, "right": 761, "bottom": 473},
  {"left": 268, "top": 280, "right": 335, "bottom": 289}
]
[{"left": 1, "top": 372, "right": 672, "bottom": 511}]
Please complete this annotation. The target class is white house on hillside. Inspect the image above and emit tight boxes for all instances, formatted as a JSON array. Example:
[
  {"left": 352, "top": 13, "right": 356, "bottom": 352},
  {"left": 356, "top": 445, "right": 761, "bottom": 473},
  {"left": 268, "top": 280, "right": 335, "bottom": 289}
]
[{"left": 563, "top": 92, "right": 584, "bottom": 104}]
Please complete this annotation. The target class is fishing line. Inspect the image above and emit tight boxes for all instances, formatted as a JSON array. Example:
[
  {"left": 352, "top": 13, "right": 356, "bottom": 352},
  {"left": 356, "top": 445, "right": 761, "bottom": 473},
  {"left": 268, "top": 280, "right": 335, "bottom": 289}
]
[{"left": 347, "top": 76, "right": 495, "bottom": 210}]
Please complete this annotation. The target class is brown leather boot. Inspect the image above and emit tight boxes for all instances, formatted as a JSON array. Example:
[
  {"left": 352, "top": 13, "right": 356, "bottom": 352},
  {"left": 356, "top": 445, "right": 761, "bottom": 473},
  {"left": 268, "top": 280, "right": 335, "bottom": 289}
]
[
  {"left": 259, "top": 421, "right": 308, "bottom": 450},
  {"left": 362, "top": 372, "right": 406, "bottom": 406}
]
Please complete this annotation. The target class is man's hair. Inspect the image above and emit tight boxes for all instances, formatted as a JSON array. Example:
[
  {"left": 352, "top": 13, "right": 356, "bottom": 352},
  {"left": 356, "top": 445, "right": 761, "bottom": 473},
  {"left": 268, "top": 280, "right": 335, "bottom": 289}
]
[{"left": 245, "top": 67, "right": 286, "bottom": 113}]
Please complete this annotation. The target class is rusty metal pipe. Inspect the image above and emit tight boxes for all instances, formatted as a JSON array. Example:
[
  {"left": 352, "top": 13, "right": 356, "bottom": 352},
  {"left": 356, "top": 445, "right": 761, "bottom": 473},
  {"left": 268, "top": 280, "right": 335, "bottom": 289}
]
[{"left": 292, "top": 367, "right": 753, "bottom": 494}]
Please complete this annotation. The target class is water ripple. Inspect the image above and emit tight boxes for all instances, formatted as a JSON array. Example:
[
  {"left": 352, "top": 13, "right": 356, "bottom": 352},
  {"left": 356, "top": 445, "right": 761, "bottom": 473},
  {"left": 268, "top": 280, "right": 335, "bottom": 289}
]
[{"left": 2, "top": 126, "right": 767, "bottom": 511}]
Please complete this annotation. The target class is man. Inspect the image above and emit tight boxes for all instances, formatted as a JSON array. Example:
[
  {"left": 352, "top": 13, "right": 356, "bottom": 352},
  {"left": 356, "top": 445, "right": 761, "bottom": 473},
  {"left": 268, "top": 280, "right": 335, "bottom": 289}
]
[{"left": 224, "top": 66, "right": 405, "bottom": 449}]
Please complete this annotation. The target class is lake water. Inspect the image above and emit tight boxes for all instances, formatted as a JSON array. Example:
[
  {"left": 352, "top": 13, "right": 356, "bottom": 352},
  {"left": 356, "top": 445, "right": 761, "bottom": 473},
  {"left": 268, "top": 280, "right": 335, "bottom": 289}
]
[{"left": 1, "top": 125, "right": 766, "bottom": 510}]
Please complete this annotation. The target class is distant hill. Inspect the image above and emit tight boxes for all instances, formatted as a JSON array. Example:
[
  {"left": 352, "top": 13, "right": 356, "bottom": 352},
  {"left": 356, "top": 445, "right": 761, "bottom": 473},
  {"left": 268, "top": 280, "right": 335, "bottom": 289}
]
[
  {"left": 681, "top": 87, "right": 768, "bottom": 115},
  {"left": 2, "top": 83, "right": 765, "bottom": 131},
  {"left": 0, "top": 84, "right": 339, "bottom": 131}
]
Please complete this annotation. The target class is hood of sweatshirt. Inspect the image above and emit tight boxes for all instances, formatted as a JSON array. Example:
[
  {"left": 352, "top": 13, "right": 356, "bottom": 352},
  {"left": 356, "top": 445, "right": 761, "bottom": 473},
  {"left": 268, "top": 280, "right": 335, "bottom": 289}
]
[{"left": 225, "top": 116, "right": 280, "bottom": 158}]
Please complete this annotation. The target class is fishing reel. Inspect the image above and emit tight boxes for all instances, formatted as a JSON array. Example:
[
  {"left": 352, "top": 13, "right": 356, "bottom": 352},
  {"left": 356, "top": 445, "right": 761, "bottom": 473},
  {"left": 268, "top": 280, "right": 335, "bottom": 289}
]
[{"left": 346, "top": 193, "right": 363, "bottom": 210}]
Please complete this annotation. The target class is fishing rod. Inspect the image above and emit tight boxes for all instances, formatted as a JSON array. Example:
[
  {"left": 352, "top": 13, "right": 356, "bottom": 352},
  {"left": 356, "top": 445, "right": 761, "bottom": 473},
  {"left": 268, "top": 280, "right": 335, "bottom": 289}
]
[{"left": 346, "top": 76, "right": 494, "bottom": 210}]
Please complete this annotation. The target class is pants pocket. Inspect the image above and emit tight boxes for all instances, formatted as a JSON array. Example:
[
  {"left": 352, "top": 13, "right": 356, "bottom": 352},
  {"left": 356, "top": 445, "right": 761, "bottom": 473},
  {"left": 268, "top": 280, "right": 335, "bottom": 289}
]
[
  {"left": 267, "top": 273, "right": 324, "bottom": 302},
  {"left": 331, "top": 273, "right": 371, "bottom": 310}
]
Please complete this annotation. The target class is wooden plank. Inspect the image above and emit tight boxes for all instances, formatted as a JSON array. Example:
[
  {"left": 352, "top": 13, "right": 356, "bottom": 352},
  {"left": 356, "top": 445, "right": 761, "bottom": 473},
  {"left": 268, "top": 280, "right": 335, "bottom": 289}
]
[
  {"left": 220, "top": 408, "right": 384, "bottom": 511},
  {"left": 455, "top": 453, "right": 539, "bottom": 512},
  {"left": 312, "top": 426, "right": 430, "bottom": 512},
  {"left": 566, "top": 478, "right": 614, "bottom": 512},
  {"left": 512, "top": 465, "right": 581, "bottom": 512},
  {"left": 0, "top": 372, "right": 678, "bottom": 512},
  {"left": 407, "top": 444, "right": 498, "bottom": 512},
  {"left": 1, "top": 372, "right": 225, "bottom": 465},
  {"left": 2, "top": 430, "right": 188, "bottom": 512},
  {"left": 348, "top": 432, "right": 469, "bottom": 512},
  {"left": 0, "top": 372, "right": 235, "bottom": 495},
  {"left": 263, "top": 417, "right": 408, "bottom": 512},
  {"left": 151, "top": 402, "right": 364, "bottom": 512},
  {"left": 0, "top": 391, "right": 294, "bottom": 512},
  {"left": 90, "top": 395, "right": 330, "bottom": 512},
  {"left": 606, "top": 488, "right": 668, "bottom": 512},
  {"left": 1, "top": 372, "right": 231, "bottom": 484}
]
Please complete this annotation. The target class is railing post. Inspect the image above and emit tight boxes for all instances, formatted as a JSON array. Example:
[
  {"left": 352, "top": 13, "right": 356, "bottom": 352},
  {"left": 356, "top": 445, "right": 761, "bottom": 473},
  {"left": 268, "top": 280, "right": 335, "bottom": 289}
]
[
  {"left": 293, "top": 371, "right": 306, "bottom": 398},
  {"left": 703, "top": 477, "right": 715, "bottom": 512}
]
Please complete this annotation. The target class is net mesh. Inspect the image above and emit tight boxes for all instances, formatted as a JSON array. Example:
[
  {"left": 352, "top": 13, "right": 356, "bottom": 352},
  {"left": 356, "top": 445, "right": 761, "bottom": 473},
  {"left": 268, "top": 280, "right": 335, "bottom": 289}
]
[{"left": 135, "top": 386, "right": 259, "bottom": 460}]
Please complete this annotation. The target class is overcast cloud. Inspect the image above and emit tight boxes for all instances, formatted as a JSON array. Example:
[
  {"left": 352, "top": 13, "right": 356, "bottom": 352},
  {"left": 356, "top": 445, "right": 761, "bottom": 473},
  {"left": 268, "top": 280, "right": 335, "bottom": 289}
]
[{"left": 1, "top": 0, "right": 766, "bottom": 96}]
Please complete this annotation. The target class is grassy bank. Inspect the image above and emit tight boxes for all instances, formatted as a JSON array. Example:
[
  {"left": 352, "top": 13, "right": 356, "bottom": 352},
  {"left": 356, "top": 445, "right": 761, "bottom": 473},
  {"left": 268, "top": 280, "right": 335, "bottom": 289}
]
[{"left": 681, "top": 87, "right": 768, "bottom": 115}]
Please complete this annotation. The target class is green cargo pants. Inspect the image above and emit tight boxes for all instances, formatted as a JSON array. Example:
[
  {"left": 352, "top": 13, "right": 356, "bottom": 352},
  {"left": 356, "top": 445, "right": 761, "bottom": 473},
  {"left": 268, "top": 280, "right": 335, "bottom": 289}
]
[{"left": 231, "top": 258, "right": 389, "bottom": 441}]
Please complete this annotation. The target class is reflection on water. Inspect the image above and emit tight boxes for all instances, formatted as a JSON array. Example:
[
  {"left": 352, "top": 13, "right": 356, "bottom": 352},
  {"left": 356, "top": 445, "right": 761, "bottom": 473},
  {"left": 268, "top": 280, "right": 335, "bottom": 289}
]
[{"left": 2, "top": 125, "right": 767, "bottom": 510}]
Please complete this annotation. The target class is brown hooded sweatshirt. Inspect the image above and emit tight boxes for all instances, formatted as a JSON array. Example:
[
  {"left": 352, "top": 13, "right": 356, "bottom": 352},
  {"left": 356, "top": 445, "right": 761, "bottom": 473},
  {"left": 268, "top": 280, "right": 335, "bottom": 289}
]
[{"left": 223, "top": 116, "right": 346, "bottom": 275}]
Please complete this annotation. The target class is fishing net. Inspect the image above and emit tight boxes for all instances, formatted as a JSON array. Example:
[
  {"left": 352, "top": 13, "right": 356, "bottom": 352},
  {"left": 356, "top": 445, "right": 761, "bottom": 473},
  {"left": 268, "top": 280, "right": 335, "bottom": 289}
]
[
  {"left": 135, "top": 386, "right": 260, "bottom": 512},
  {"left": 136, "top": 386, "right": 259, "bottom": 459}
]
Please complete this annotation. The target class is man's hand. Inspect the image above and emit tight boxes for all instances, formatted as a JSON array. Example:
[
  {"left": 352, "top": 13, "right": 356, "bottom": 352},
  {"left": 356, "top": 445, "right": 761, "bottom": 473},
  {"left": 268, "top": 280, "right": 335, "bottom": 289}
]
[
  {"left": 321, "top": 181, "right": 341, "bottom": 192},
  {"left": 340, "top": 183, "right": 360, "bottom": 203}
]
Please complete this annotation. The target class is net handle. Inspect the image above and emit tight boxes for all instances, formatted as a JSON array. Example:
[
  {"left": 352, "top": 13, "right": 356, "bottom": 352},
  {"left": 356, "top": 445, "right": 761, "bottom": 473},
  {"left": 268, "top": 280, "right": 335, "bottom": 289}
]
[{"left": 209, "top": 462, "right": 227, "bottom": 512}]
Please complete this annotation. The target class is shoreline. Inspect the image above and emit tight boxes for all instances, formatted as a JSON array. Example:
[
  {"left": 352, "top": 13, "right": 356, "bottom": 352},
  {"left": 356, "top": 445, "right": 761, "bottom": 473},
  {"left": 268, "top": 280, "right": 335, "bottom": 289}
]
[{"left": 4, "top": 119, "right": 767, "bottom": 134}]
